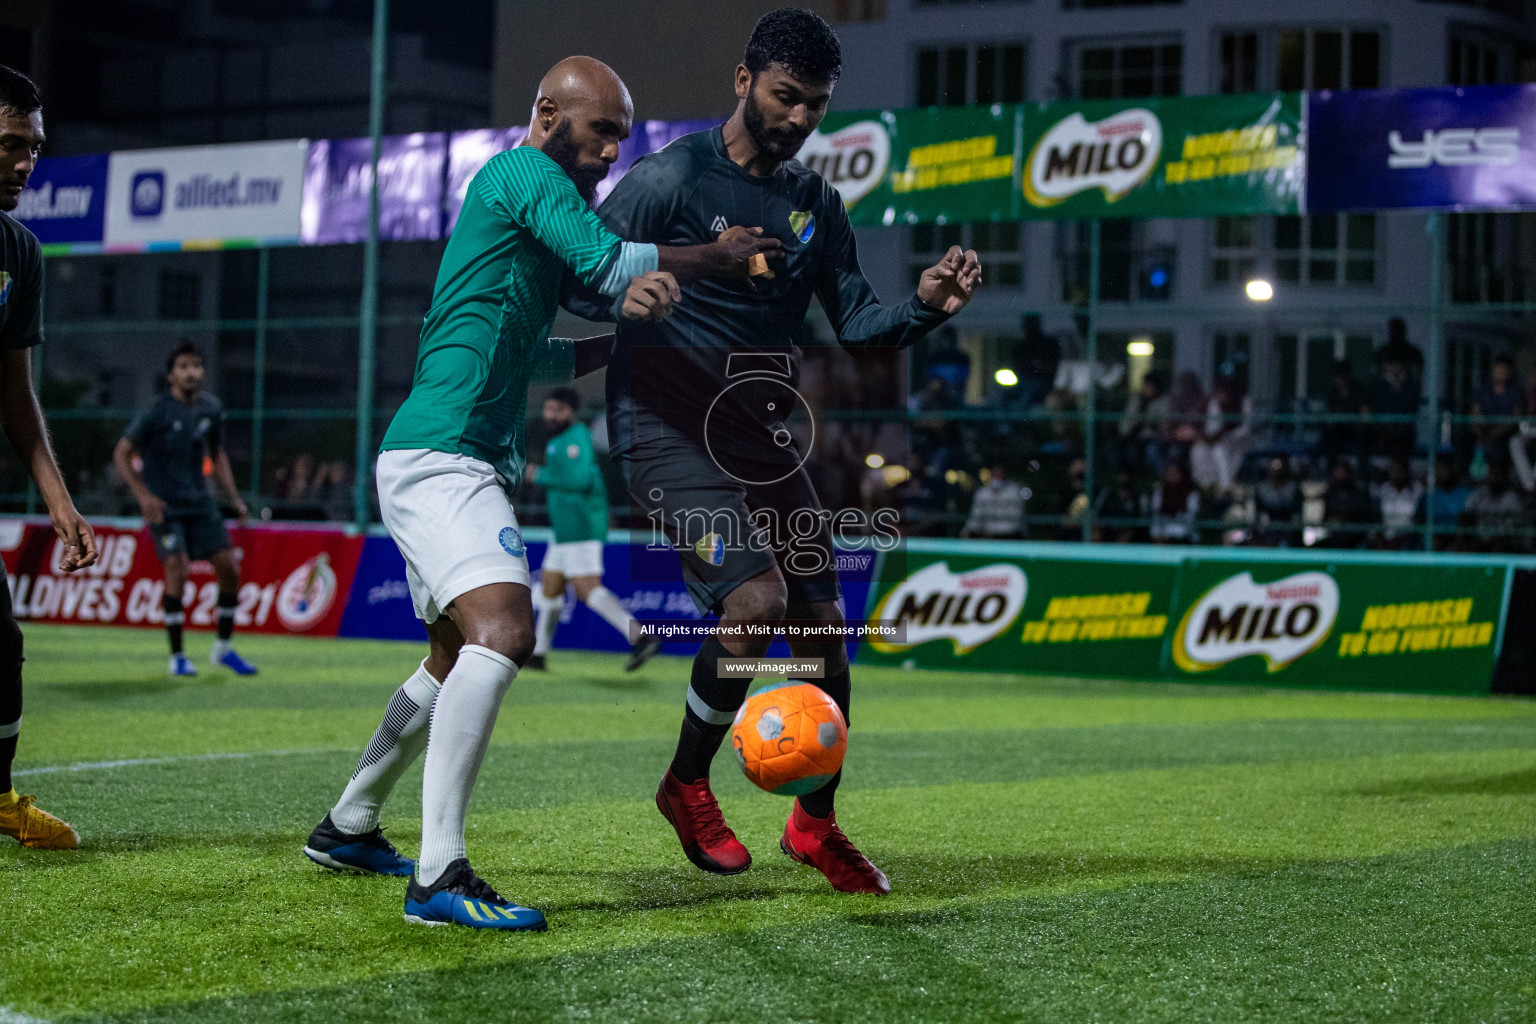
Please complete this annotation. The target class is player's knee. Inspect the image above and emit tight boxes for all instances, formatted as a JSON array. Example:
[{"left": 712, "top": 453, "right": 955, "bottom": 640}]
[
  {"left": 726, "top": 580, "right": 788, "bottom": 624},
  {"left": 466, "top": 621, "right": 535, "bottom": 667}
]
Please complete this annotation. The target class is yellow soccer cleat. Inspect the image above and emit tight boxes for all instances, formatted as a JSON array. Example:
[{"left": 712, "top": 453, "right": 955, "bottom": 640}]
[{"left": 0, "top": 793, "right": 81, "bottom": 849}]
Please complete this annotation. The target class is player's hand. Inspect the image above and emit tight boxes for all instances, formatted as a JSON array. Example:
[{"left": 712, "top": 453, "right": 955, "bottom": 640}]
[
  {"left": 51, "top": 505, "right": 98, "bottom": 573},
  {"left": 621, "top": 271, "right": 681, "bottom": 321},
  {"left": 233, "top": 498, "right": 250, "bottom": 530},
  {"left": 138, "top": 492, "right": 167, "bottom": 526},
  {"left": 526, "top": 464, "right": 540, "bottom": 484},
  {"left": 716, "top": 226, "right": 784, "bottom": 283},
  {"left": 917, "top": 246, "right": 983, "bottom": 314}
]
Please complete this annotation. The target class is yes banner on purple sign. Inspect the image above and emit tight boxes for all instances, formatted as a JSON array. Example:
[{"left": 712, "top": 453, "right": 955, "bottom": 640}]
[{"left": 1308, "top": 84, "right": 1536, "bottom": 213}]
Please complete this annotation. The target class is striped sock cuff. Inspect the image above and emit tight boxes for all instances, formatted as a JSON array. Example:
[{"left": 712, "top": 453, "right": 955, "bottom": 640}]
[
  {"left": 0, "top": 715, "right": 19, "bottom": 739},
  {"left": 164, "top": 613, "right": 185, "bottom": 626},
  {"left": 686, "top": 686, "right": 738, "bottom": 726}
]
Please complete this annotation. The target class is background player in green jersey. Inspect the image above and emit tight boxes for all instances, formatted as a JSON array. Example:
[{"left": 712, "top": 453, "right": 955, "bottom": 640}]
[
  {"left": 527, "top": 387, "right": 659, "bottom": 672},
  {"left": 304, "top": 56, "right": 780, "bottom": 931}
]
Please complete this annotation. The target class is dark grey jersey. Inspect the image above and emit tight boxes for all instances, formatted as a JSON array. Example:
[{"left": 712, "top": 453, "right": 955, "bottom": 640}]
[
  {"left": 0, "top": 211, "right": 43, "bottom": 352},
  {"left": 563, "top": 125, "right": 950, "bottom": 465},
  {"left": 123, "top": 392, "right": 225, "bottom": 511}
]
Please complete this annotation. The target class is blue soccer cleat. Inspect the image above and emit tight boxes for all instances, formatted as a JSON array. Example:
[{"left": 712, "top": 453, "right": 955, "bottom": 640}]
[
  {"left": 212, "top": 646, "right": 258, "bottom": 676},
  {"left": 403, "top": 858, "right": 547, "bottom": 931},
  {"left": 169, "top": 653, "right": 197, "bottom": 677},
  {"left": 303, "top": 813, "right": 414, "bottom": 876}
]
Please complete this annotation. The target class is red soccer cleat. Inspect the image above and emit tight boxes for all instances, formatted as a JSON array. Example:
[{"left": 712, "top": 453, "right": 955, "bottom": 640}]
[
  {"left": 655, "top": 770, "right": 752, "bottom": 875},
  {"left": 780, "top": 800, "right": 890, "bottom": 895}
]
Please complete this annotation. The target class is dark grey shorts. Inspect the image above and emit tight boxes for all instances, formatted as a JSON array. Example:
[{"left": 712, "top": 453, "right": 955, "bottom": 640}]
[
  {"left": 619, "top": 436, "right": 841, "bottom": 616},
  {"left": 151, "top": 507, "right": 231, "bottom": 563}
]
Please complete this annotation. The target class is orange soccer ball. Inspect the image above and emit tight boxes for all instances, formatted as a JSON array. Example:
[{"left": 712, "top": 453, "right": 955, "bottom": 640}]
[{"left": 731, "top": 681, "right": 847, "bottom": 796}]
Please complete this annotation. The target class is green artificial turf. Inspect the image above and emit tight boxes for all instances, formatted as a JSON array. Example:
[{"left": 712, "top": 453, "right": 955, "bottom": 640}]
[{"left": 2, "top": 624, "right": 1534, "bottom": 1023}]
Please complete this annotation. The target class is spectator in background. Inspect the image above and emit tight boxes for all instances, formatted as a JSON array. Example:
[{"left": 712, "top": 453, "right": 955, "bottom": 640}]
[
  {"left": 1192, "top": 371, "right": 1251, "bottom": 494},
  {"left": 1056, "top": 457, "right": 1089, "bottom": 540},
  {"left": 1163, "top": 371, "right": 1206, "bottom": 464},
  {"left": 961, "top": 463, "right": 1028, "bottom": 540},
  {"left": 1118, "top": 372, "right": 1169, "bottom": 473},
  {"left": 1417, "top": 457, "right": 1471, "bottom": 548},
  {"left": 1093, "top": 469, "right": 1147, "bottom": 543},
  {"left": 1464, "top": 461, "right": 1529, "bottom": 553},
  {"left": 1149, "top": 460, "right": 1200, "bottom": 543},
  {"left": 1371, "top": 353, "right": 1420, "bottom": 468},
  {"left": 1252, "top": 457, "right": 1302, "bottom": 547},
  {"left": 1011, "top": 313, "right": 1060, "bottom": 410},
  {"left": 1321, "top": 458, "right": 1373, "bottom": 548},
  {"left": 1318, "top": 361, "right": 1369, "bottom": 469},
  {"left": 1376, "top": 456, "right": 1423, "bottom": 550},
  {"left": 1472, "top": 354, "right": 1527, "bottom": 484}
]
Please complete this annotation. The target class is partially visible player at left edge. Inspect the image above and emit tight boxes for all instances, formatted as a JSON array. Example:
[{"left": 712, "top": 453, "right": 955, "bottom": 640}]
[{"left": 0, "top": 64, "right": 99, "bottom": 850}]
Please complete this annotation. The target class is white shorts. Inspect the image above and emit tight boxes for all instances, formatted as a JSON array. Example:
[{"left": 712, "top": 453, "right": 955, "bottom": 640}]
[
  {"left": 376, "top": 448, "right": 531, "bottom": 623},
  {"left": 540, "top": 539, "right": 605, "bottom": 579}
]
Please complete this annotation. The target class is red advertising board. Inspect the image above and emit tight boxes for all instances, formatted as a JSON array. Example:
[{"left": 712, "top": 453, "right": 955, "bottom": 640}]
[{"left": 0, "top": 519, "right": 364, "bottom": 637}]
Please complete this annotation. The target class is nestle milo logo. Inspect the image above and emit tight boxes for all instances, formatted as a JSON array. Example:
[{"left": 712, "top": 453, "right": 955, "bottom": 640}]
[
  {"left": 1173, "top": 570, "right": 1339, "bottom": 673},
  {"left": 869, "top": 561, "right": 1026, "bottom": 655},
  {"left": 799, "top": 120, "right": 891, "bottom": 206},
  {"left": 1025, "top": 108, "right": 1162, "bottom": 207}
]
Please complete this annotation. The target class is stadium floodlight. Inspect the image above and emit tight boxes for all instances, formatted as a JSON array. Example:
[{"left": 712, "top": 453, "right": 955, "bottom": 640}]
[
  {"left": 865, "top": 453, "right": 886, "bottom": 469},
  {"left": 995, "top": 368, "right": 1019, "bottom": 386},
  {"left": 1245, "top": 278, "right": 1275, "bottom": 302},
  {"left": 1126, "top": 338, "right": 1155, "bottom": 357}
]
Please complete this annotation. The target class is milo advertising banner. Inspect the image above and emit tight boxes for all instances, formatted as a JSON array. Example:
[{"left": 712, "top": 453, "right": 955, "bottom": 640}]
[
  {"left": 802, "top": 105, "right": 1019, "bottom": 227},
  {"left": 860, "top": 543, "right": 1513, "bottom": 695},
  {"left": 1019, "top": 92, "right": 1305, "bottom": 219}
]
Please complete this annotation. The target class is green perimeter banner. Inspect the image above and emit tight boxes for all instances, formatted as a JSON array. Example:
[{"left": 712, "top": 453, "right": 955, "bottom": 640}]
[
  {"left": 1020, "top": 92, "right": 1305, "bottom": 219},
  {"left": 859, "top": 545, "right": 1509, "bottom": 695},
  {"left": 802, "top": 105, "right": 1020, "bottom": 227}
]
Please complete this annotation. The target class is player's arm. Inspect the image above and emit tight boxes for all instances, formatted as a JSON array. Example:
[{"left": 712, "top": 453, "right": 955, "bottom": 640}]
[
  {"left": 112, "top": 432, "right": 165, "bottom": 527},
  {"left": 815, "top": 196, "right": 981, "bottom": 350},
  {"left": 0, "top": 349, "right": 96, "bottom": 572},
  {"left": 206, "top": 408, "right": 248, "bottom": 527}
]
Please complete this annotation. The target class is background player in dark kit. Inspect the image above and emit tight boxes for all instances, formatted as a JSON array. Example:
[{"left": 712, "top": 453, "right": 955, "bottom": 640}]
[
  {"left": 0, "top": 64, "right": 99, "bottom": 850},
  {"left": 565, "top": 9, "right": 981, "bottom": 893},
  {"left": 113, "top": 341, "right": 257, "bottom": 678}
]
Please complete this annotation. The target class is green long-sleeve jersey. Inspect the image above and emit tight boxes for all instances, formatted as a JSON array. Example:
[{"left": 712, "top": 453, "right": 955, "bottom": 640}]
[
  {"left": 381, "top": 145, "right": 646, "bottom": 493},
  {"left": 539, "top": 420, "right": 609, "bottom": 544}
]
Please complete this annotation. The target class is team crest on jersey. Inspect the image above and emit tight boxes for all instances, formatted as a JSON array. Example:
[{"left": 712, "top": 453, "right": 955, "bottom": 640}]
[
  {"left": 694, "top": 532, "right": 726, "bottom": 566},
  {"left": 499, "top": 527, "right": 526, "bottom": 559},
  {"left": 0, "top": 271, "right": 11, "bottom": 305},
  {"left": 788, "top": 211, "right": 815, "bottom": 243}
]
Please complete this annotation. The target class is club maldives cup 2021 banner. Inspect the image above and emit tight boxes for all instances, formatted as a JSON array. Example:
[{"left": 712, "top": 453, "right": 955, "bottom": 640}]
[
  {"left": 860, "top": 545, "right": 1511, "bottom": 695},
  {"left": 0, "top": 520, "right": 363, "bottom": 637}
]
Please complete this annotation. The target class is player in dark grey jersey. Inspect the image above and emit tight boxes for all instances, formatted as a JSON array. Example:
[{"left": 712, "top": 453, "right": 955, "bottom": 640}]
[
  {"left": 113, "top": 341, "right": 257, "bottom": 678},
  {"left": 566, "top": 9, "right": 980, "bottom": 894},
  {"left": 0, "top": 64, "right": 98, "bottom": 850}
]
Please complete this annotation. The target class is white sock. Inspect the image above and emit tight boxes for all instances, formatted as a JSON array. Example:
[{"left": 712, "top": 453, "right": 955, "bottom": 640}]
[
  {"left": 533, "top": 590, "right": 563, "bottom": 657},
  {"left": 210, "top": 638, "right": 231, "bottom": 659},
  {"left": 417, "top": 645, "right": 516, "bottom": 886},
  {"left": 585, "top": 586, "right": 637, "bottom": 642},
  {"left": 329, "top": 661, "right": 441, "bottom": 835}
]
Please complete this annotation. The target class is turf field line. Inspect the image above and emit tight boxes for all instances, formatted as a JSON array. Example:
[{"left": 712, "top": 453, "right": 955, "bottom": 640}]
[{"left": 13, "top": 750, "right": 305, "bottom": 777}]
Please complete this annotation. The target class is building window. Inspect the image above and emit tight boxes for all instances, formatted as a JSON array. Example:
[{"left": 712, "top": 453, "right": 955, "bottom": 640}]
[
  {"left": 1276, "top": 28, "right": 1380, "bottom": 90},
  {"left": 1210, "top": 216, "right": 1257, "bottom": 285},
  {"left": 1448, "top": 212, "right": 1532, "bottom": 304},
  {"left": 1274, "top": 214, "right": 1376, "bottom": 287},
  {"left": 834, "top": 0, "right": 886, "bottom": 20},
  {"left": 1448, "top": 35, "right": 1510, "bottom": 85},
  {"left": 1060, "top": 220, "right": 1174, "bottom": 303},
  {"left": 911, "top": 222, "right": 1023, "bottom": 290},
  {"left": 1218, "top": 32, "right": 1258, "bottom": 93},
  {"left": 1211, "top": 332, "right": 1252, "bottom": 390},
  {"left": 916, "top": 43, "right": 1025, "bottom": 106},
  {"left": 1073, "top": 40, "right": 1182, "bottom": 99},
  {"left": 158, "top": 270, "right": 202, "bottom": 320}
]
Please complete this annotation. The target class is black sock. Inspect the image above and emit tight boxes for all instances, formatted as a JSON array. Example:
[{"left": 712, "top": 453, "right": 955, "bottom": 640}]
[
  {"left": 0, "top": 616, "right": 22, "bottom": 793},
  {"left": 797, "top": 663, "right": 850, "bottom": 819},
  {"left": 163, "top": 594, "right": 185, "bottom": 655},
  {"left": 217, "top": 590, "right": 237, "bottom": 641},
  {"left": 670, "top": 639, "right": 749, "bottom": 784}
]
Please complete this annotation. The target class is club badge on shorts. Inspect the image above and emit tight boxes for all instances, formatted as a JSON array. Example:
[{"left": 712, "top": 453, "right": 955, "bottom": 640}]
[
  {"left": 694, "top": 532, "right": 726, "bottom": 566},
  {"left": 498, "top": 526, "right": 525, "bottom": 558}
]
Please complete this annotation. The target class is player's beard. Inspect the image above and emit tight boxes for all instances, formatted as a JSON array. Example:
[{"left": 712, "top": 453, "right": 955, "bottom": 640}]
[
  {"left": 542, "top": 119, "right": 608, "bottom": 205},
  {"left": 743, "top": 86, "right": 811, "bottom": 163}
]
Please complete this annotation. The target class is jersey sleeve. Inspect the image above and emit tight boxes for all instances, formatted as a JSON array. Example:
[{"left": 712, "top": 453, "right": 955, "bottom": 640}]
[
  {"left": 477, "top": 148, "right": 623, "bottom": 290},
  {"left": 560, "top": 148, "right": 693, "bottom": 322},
  {"left": 813, "top": 185, "right": 951, "bottom": 350},
  {"left": 1, "top": 233, "right": 43, "bottom": 351},
  {"left": 206, "top": 397, "right": 226, "bottom": 453},
  {"left": 538, "top": 423, "right": 595, "bottom": 493},
  {"left": 123, "top": 407, "right": 153, "bottom": 447}
]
